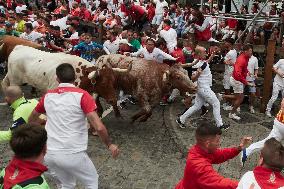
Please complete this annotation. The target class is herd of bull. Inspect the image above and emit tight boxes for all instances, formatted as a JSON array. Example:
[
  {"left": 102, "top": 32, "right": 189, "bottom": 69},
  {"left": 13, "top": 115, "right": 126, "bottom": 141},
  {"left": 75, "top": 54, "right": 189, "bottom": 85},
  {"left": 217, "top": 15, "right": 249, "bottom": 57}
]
[{"left": 0, "top": 35, "right": 196, "bottom": 122}]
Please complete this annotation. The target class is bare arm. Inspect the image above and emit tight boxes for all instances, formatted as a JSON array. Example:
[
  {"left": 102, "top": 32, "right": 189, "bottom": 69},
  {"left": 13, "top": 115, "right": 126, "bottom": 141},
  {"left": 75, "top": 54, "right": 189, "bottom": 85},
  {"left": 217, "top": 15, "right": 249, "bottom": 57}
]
[
  {"left": 86, "top": 111, "right": 119, "bottom": 158},
  {"left": 28, "top": 110, "right": 46, "bottom": 125}
]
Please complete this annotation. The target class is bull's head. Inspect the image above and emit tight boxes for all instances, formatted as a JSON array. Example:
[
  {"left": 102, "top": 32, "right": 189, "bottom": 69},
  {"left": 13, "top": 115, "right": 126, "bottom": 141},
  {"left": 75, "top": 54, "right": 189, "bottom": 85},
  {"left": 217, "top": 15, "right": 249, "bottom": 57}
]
[{"left": 163, "top": 64, "right": 197, "bottom": 95}]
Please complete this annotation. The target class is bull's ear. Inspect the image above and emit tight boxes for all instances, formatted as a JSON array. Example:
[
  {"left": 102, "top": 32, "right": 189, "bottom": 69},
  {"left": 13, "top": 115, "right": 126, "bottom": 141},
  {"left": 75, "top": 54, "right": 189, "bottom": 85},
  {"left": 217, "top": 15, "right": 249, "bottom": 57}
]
[{"left": 162, "top": 71, "right": 170, "bottom": 82}]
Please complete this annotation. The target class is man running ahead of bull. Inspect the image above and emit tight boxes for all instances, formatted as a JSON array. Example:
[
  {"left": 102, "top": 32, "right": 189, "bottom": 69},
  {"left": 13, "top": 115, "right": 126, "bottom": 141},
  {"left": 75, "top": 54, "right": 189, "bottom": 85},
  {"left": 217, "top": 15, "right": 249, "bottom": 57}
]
[{"left": 29, "top": 63, "right": 119, "bottom": 188}]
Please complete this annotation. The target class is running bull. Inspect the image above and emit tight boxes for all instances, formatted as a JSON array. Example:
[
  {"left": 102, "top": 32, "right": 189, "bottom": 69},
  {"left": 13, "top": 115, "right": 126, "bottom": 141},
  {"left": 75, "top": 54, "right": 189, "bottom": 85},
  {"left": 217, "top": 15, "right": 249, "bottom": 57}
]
[{"left": 90, "top": 54, "right": 196, "bottom": 122}]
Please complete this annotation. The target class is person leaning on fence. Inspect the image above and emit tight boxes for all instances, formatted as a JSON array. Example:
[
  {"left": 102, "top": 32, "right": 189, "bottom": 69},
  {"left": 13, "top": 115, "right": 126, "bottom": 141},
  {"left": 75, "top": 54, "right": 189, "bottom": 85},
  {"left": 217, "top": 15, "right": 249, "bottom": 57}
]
[
  {"left": 175, "top": 121, "right": 252, "bottom": 189},
  {"left": 0, "top": 124, "right": 50, "bottom": 189}
]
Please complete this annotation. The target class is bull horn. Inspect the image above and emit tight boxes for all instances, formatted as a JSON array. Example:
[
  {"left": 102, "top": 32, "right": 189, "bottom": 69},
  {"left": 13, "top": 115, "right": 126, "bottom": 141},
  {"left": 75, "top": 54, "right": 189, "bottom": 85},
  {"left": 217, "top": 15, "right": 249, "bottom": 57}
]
[
  {"left": 0, "top": 43, "right": 4, "bottom": 51},
  {"left": 112, "top": 63, "right": 132, "bottom": 72},
  {"left": 88, "top": 70, "right": 99, "bottom": 79},
  {"left": 162, "top": 71, "right": 170, "bottom": 82}
]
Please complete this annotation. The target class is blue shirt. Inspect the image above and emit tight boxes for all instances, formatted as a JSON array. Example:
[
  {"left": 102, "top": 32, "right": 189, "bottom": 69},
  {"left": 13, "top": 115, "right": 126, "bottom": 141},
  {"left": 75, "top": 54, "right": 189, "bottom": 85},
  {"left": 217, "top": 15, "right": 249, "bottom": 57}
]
[{"left": 73, "top": 41, "right": 103, "bottom": 62}]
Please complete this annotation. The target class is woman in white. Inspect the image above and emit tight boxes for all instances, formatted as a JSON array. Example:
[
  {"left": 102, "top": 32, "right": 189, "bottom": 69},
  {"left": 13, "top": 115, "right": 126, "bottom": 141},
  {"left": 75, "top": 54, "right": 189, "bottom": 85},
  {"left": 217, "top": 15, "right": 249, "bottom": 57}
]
[
  {"left": 266, "top": 59, "right": 284, "bottom": 117},
  {"left": 127, "top": 38, "right": 176, "bottom": 63}
]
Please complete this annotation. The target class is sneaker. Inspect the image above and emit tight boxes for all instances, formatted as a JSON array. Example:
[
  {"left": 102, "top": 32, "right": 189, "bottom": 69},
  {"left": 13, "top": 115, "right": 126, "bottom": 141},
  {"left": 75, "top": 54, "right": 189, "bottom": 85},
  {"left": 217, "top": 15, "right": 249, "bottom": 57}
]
[
  {"left": 219, "top": 124, "right": 230, "bottom": 131},
  {"left": 223, "top": 105, "right": 233, "bottom": 111},
  {"left": 127, "top": 96, "right": 136, "bottom": 105},
  {"left": 229, "top": 113, "right": 241, "bottom": 121},
  {"left": 222, "top": 103, "right": 228, "bottom": 109},
  {"left": 249, "top": 106, "right": 255, "bottom": 114},
  {"left": 176, "top": 117, "right": 186, "bottom": 129},
  {"left": 237, "top": 107, "right": 241, "bottom": 113},
  {"left": 266, "top": 111, "right": 272, "bottom": 117},
  {"left": 200, "top": 106, "right": 209, "bottom": 117},
  {"left": 118, "top": 100, "right": 127, "bottom": 109},
  {"left": 217, "top": 93, "right": 223, "bottom": 101},
  {"left": 240, "top": 148, "right": 248, "bottom": 167}
]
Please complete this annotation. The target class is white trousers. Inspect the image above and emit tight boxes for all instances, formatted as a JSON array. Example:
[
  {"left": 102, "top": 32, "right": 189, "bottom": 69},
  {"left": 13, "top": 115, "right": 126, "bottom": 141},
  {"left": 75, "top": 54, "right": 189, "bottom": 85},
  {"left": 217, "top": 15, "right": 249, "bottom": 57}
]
[
  {"left": 168, "top": 89, "right": 180, "bottom": 101},
  {"left": 152, "top": 14, "right": 163, "bottom": 25},
  {"left": 246, "top": 119, "right": 284, "bottom": 157},
  {"left": 180, "top": 86, "right": 223, "bottom": 127},
  {"left": 266, "top": 82, "right": 284, "bottom": 112},
  {"left": 45, "top": 151, "right": 99, "bottom": 189}
]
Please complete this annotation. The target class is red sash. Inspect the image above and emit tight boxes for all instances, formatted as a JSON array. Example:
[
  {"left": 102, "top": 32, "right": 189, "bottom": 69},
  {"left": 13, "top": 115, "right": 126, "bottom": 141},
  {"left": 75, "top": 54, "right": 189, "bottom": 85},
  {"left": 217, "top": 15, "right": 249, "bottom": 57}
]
[{"left": 253, "top": 166, "right": 284, "bottom": 189}]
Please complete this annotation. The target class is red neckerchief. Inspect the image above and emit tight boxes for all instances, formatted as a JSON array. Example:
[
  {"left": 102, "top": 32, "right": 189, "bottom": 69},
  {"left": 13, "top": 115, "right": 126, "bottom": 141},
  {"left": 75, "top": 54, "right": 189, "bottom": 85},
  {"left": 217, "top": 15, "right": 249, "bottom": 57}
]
[
  {"left": 253, "top": 166, "right": 284, "bottom": 189},
  {"left": 4, "top": 157, "right": 48, "bottom": 189},
  {"left": 163, "top": 25, "right": 171, "bottom": 31}
]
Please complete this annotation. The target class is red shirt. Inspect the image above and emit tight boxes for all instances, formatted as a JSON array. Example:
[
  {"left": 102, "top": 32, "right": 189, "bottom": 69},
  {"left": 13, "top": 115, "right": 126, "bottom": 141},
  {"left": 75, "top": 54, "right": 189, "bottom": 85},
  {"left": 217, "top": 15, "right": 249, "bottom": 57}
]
[
  {"left": 227, "top": 19, "right": 238, "bottom": 29},
  {"left": 121, "top": 4, "right": 146, "bottom": 21},
  {"left": 175, "top": 145, "right": 239, "bottom": 189},
  {"left": 232, "top": 53, "right": 250, "bottom": 85},
  {"left": 146, "top": 5, "right": 155, "bottom": 21},
  {"left": 171, "top": 48, "right": 185, "bottom": 64}
]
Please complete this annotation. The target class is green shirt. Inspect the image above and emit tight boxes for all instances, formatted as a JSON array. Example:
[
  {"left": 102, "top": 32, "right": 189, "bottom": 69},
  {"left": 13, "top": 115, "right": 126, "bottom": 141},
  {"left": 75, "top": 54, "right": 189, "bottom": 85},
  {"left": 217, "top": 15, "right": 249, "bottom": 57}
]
[
  {"left": 0, "top": 29, "right": 21, "bottom": 37},
  {"left": 130, "top": 39, "right": 141, "bottom": 52},
  {"left": 0, "top": 97, "right": 38, "bottom": 143},
  {"left": 16, "top": 20, "right": 25, "bottom": 33},
  {"left": 0, "top": 169, "right": 50, "bottom": 189}
]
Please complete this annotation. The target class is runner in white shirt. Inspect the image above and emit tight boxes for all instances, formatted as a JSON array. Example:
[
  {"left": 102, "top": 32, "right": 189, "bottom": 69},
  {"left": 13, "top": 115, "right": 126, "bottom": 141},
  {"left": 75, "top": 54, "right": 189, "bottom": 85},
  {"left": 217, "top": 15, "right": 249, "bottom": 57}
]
[
  {"left": 19, "top": 23, "right": 43, "bottom": 43},
  {"left": 238, "top": 138, "right": 284, "bottom": 189},
  {"left": 246, "top": 55, "right": 258, "bottom": 114},
  {"left": 103, "top": 30, "right": 120, "bottom": 54},
  {"left": 29, "top": 63, "right": 119, "bottom": 189},
  {"left": 159, "top": 19, "right": 177, "bottom": 53},
  {"left": 152, "top": 0, "right": 168, "bottom": 26},
  {"left": 176, "top": 45, "right": 229, "bottom": 130},
  {"left": 222, "top": 38, "right": 237, "bottom": 111},
  {"left": 128, "top": 38, "right": 176, "bottom": 63},
  {"left": 266, "top": 59, "right": 284, "bottom": 117}
]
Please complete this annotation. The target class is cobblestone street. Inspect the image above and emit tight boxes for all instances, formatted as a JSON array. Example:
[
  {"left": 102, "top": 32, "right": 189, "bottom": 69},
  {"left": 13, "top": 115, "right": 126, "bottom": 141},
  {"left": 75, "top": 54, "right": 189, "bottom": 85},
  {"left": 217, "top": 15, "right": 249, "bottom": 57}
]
[{"left": 0, "top": 84, "right": 278, "bottom": 189}]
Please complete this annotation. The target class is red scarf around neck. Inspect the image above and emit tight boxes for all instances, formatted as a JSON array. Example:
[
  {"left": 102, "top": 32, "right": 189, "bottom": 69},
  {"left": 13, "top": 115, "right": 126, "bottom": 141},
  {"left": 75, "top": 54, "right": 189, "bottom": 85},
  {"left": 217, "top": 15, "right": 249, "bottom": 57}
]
[
  {"left": 163, "top": 25, "right": 171, "bottom": 31},
  {"left": 253, "top": 166, "right": 284, "bottom": 189},
  {"left": 4, "top": 157, "right": 47, "bottom": 189}
]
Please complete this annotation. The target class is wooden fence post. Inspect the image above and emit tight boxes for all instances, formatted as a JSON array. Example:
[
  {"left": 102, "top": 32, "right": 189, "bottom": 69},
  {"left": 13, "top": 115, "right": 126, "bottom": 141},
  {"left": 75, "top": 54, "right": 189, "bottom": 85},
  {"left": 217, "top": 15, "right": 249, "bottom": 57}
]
[{"left": 260, "top": 39, "right": 276, "bottom": 113}]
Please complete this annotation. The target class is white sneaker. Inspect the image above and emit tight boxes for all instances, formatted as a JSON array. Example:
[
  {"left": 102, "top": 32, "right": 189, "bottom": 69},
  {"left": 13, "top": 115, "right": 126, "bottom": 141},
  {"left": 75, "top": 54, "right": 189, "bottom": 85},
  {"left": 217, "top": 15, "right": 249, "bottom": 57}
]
[
  {"left": 217, "top": 93, "right": 223, "bottom": 101},
  {"left": 266, "top": 111, "right": 272, "bottom": 117},
  {"left": 237, "top": 107, "right": 241, "bottom": 113},
  {"left": 249, "top": 106, "right": 255, "bottom": 114},
  {"left": 223, "top": 105, "right": 233, "bottom": 111},
  {"left": 229, "top": 113, "right": 241, "bottom": 121}
]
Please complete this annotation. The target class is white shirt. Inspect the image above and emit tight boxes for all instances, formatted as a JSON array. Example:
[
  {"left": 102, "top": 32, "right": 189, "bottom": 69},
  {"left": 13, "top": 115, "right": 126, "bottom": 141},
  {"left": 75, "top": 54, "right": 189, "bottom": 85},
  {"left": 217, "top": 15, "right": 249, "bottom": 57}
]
[
  {"left": 69, "top": 32, "right": 79, "bottom": 39},
  {"left": 130, "top": 47, "right": 176, "bottom": 63},
  {"left": 193, "top": 60, "right": 212, "bottom": 88},
  {"left": 15, "top": 5, "right": 27, "bottom": 13},
  {"left": 36, "top": 83, "right": 97, "bottom": 154},
  {"left": 50, "top": 16, "right": 69, "bottom": 31},
  {"left": 237, "top": 171, "right": 261, "bottom": 189},
  {"left": 159, "top": 28, "right": 177, "bottom": 53},
  {"left": 224, "top": 49, "right": 237, "bottom": 76},
  {"left": 153, "top": 0, "right": 168, "bottom": 15},
  {"left": 20, "top": 31, "right": 43, "bottom": 42},
  {"left": 273, "top": 59, "right": 284, "bottom": 87},
  {"left": 246, "top": 55, "right": 259, "bottom": 81},
  {"left": 103, "top": 38, "right": 120, "bottom": 54}
]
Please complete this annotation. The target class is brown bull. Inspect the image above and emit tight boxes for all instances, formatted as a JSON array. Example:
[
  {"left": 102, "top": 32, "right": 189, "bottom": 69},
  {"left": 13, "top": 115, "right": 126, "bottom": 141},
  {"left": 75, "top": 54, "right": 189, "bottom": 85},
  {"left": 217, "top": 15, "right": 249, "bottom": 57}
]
[
  {"left": 90, "top": 54, "right": 196, "bottom": 122},
  {"left": 0, "top": 35, "right": 44, "bottom": 63}
]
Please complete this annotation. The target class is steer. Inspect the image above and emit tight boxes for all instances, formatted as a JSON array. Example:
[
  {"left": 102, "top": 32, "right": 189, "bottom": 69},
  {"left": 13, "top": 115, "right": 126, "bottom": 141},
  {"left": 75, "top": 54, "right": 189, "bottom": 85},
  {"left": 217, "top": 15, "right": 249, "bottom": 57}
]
[
  {"left": 89, "top": 54, "right": 196, "bottom": 122},
  {"left": 1, "top": 46, "right": 130, "bottom": 117},
  {"left": 0, "top": 35, "right": 45, "bottom": 63}
]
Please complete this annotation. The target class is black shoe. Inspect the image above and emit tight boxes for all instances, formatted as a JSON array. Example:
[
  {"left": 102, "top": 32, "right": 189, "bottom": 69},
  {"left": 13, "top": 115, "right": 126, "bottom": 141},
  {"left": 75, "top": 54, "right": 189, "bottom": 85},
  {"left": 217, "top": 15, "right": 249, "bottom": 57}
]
[
  {"left": 119, "top": 101, "right": 127, "bottom": 109},
  {"left": 176, "top": 117, "right": 186, "bottom": 129},
  {"left": 127, "top": 96, "right": 136, "bottom": 105},
  {"left": 200, "top": 106, "right": 209, "bottom": 117},
  {"left": 219, "top": 124, "right": 230, "bottom": 131}
]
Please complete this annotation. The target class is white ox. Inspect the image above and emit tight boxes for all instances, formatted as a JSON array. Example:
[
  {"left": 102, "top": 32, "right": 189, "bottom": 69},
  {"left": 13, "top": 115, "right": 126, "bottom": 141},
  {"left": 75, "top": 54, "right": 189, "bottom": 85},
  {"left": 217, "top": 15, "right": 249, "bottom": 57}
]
[{"left": 1, "top": 45, "right": 127, "bottom": 94}]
